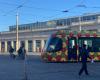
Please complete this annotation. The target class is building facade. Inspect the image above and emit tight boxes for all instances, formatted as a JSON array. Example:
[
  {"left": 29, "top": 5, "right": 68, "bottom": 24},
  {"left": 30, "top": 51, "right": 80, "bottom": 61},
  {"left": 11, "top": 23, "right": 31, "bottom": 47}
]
[{"left": 0, "top": 13, "right": 100, "bottom": 54}]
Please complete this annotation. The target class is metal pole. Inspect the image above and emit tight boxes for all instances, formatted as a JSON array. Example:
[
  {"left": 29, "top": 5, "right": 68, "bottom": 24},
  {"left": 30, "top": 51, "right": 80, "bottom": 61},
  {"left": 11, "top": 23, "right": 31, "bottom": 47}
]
[
  {"left": 79, "top": 16, "right": 82, "bottom": 32},
  {"left": 70, "top": 18, "right": 71, "bottom": 32},
  {"left": 0, "top": 33, "right": 1, "bottom": 52},
  {"left": 16, "top": 11, "right": 19, "bottom": 51}
]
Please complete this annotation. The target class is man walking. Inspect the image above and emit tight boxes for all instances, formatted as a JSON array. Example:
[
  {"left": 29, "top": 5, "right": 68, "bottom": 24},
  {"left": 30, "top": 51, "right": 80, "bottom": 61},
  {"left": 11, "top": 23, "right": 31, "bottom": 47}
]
[{"left": 78, "top": 44, "right": 91, "bottom": 76}]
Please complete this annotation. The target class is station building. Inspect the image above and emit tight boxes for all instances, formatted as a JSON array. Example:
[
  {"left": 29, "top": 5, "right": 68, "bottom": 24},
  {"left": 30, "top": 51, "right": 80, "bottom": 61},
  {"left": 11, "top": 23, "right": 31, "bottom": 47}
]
[{"left": 0, "top": 13, "right": 100, "bottom": 54}]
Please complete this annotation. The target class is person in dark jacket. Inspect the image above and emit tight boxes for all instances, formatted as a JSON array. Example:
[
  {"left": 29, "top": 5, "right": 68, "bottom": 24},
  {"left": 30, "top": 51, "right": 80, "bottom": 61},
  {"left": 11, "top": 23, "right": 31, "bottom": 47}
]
[
  {"left": 18, "top": 43, "right": 26, "bottom": 60},
  {"left": 9, "top": 45, "right": 15, "bottom": 59},
  {"left": 78, "top": 44, "right": 91, "bottom": 76}
]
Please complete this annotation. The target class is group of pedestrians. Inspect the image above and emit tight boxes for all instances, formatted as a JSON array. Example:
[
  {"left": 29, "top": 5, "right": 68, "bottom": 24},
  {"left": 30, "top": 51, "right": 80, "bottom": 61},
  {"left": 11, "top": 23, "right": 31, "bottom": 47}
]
[
  {"left": 9, "top": 43, "right": 26, "bottom": 60},
  {"left": 8, "top": 43, "right": 93, "bottom": 76}
]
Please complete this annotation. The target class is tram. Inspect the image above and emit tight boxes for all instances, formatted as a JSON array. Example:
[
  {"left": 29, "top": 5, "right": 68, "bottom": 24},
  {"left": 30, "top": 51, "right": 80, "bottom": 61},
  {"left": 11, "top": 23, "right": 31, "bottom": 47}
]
[{"left": 41, "top": 30, "right": 100, "bottom": 62}]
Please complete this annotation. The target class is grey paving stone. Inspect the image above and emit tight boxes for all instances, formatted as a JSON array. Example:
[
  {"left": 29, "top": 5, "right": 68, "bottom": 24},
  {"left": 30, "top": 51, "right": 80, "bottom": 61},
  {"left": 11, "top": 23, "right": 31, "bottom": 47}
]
[{"left": 0, "top": 54, "right": 100, "bottom": 80}]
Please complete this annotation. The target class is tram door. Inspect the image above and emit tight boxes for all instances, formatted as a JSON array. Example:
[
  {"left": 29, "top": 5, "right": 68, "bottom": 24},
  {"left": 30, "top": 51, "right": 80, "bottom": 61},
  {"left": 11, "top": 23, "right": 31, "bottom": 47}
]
[{"left": 68, "top": 37, "right": 77, "bottom": 60}]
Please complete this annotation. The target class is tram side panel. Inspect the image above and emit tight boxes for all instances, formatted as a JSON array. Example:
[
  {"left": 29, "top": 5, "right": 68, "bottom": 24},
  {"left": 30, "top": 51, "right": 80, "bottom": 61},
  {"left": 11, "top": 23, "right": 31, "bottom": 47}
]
[{"left": 41, "top": 33, "right": 100, "bottom": 62}]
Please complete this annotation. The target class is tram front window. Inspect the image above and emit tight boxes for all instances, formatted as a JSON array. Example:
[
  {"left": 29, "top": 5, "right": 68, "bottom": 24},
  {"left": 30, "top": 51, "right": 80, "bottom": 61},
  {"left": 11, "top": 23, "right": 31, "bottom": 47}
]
[{"left": 45, "top": 36, "right": 62, "bottom": 52}]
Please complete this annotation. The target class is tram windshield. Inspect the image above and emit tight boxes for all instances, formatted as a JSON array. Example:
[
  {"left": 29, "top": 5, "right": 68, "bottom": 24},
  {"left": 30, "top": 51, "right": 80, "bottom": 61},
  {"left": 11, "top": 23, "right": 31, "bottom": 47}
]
[{"left": 44, "top": 35, "right": 62, "bottom": 52}]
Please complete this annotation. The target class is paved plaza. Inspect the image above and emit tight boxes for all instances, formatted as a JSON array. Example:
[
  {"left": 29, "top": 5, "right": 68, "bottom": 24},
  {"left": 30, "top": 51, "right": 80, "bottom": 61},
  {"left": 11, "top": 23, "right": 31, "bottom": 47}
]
[{"left": 0, "top": 53, "right": 100, "bottom": 80}]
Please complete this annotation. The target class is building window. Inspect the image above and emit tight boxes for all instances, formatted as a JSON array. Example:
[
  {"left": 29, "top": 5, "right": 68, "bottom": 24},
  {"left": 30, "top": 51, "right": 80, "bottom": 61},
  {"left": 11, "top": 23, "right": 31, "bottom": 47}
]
[
  {"left": 1, "top": 42, "right": 5, "bottom": 52},
  {"left": 81, "top": 15, "right": 97, "bottom": 21},
  {"left": 57, "top": 20, "right": 63, "bottom": 26},
  {"left": 71, "top": 17, "right": 79, "bottom": 22},
  {"left": 28, "top": 40, "right": 33, "bottom": 52},
  {"left": 36, "top": 40, "right": 41, "bottom": 52},
  {"left": 7, "top": 41, "right": 11, "bottom": 52}
]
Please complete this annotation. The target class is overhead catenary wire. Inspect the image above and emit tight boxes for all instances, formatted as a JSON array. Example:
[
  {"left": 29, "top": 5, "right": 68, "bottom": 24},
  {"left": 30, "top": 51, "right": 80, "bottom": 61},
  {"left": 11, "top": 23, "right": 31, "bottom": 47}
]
[
  {"left": 41, "top": 0, "right": 86, "bottom": 20},
  {"left": 1, "top": 0, "right": 100, "bottom": 26},
  {"left": 2, "top": 0, "right": 28, "bottom": 16},
  {"left": 62, "top": 0, "right": 85, "bottom": 13},
  {"left": 0, "top": 0, "right": 99, "bottom": 17},
  {"left": 0, "top": 1, "right": 62, "bottom": 17},
  {"left": 0, "top": 0, "right": 86, "bottom": 17}
]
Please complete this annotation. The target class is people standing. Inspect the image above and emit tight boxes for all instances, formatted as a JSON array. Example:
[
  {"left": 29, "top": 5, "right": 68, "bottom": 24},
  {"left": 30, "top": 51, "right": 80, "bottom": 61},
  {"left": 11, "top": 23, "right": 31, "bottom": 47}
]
[
  {"left": 78, "top": 44, "right": 92, "bottom": 76},
  {"left": 9, "top": 45, "right": 15, "bottom": 59},
  {"left": 18, "top": 43, "right": 26, "bottom": 60}
]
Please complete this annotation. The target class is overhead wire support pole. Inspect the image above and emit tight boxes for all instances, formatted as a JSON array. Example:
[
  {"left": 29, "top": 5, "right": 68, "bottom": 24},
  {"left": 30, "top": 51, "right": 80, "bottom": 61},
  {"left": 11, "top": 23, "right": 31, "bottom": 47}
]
[
  {"left": 79, "top": 16, "right": 82, "bottom": 32},
  {"left": 16, "top": 9, "right": 19, "bottom": 52},
  {"left": 16, "top": 5, "right": 23, "bottom": 52}
]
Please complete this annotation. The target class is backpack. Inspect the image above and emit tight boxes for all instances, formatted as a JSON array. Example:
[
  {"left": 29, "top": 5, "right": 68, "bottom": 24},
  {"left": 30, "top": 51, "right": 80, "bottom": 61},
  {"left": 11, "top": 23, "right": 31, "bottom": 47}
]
[
  {"left": 18, "top": 48, "right": 22, "bottom": 54},
  {"left": 9, "top": 48, "right": 14, "bottom": 53}
]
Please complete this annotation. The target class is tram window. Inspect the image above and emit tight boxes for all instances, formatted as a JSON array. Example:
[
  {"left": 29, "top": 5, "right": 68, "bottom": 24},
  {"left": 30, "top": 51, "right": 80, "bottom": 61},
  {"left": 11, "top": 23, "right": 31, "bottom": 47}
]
[
  {"left": 87, "top": 40, "right": 92, "bottom": 50},
  {"left": 78, "top": 38, "right": 93, "bottom": 51},
  {"left": 87, "top": 40, "right": 92, "bottom": 46},
  {"left": 69, "top": 40, "right": 75, "bottom": 48},
  {"left": 87, "top": 42, "right": 92, "bottom": 52},
  {"left": 83, "top": 40, "right": 92, "bottom": 47},
  {"left": 78, "top": 40, "right": 82, "bottom": 47},
  {"left": 45, "top": 37, "right": 62, "bottom": 52},
  {"left": 93, "top": 38, "right": 100, "bottom": 52}
]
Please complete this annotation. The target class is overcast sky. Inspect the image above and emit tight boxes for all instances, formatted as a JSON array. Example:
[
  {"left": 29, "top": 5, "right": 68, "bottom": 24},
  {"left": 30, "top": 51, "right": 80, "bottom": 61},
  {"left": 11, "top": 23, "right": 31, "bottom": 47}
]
[{"left": 0, "top": 0, "right": 100, "bottom": 31}]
